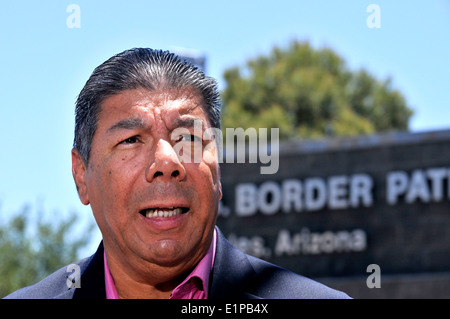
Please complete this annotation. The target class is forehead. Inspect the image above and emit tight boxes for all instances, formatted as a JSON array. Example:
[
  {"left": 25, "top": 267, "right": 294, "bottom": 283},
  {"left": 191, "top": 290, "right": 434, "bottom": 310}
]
[{"left": 99, "top": 88, "right": 208, "bottom": 124}]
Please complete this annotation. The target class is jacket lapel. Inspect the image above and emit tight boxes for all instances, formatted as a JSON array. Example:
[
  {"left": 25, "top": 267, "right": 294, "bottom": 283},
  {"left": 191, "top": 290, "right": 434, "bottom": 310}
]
[
  {"left": 72, "top": 242, "right": 106, "bottom": 299},
  {"left": 209, "top": 228, "right": 260, "bottom": 299}
]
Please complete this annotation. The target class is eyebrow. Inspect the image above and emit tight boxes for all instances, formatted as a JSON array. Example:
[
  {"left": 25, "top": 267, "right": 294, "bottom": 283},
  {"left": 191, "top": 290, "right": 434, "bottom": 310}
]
[
  {"left": 106, "top": 116, "right": 207, "bottom": 134},
  {"left": 107, "top": 118, "right": 147, "bottom": 133},
  {"left": 173, "top": 117, "right": 207, "bottom": 130}
]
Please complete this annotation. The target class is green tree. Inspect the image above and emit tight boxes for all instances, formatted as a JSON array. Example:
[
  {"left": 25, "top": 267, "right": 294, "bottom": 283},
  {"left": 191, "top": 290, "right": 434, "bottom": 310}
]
[
  {"left": 0, "top": 204, "right": 94, "bottom": 297},
  {"left": 221, "top": 40, "right": 413, "bottom": 139}
]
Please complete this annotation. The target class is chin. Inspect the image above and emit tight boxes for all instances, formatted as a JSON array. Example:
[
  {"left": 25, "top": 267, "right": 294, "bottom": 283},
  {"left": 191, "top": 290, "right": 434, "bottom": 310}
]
[{"left": 140, "top": 239, "right": 191, "bottom": 266}]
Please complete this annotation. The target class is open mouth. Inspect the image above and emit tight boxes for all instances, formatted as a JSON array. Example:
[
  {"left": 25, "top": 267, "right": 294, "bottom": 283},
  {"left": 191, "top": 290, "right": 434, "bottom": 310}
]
[{"left": 139, "top": 207, "right": 189, "bottom": 218}]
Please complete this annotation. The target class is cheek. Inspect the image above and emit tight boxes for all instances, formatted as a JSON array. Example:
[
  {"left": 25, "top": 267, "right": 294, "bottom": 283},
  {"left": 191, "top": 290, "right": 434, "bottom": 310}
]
[
  {"left": 202, "top": 142, "right": 220, "bottom": 165},
  {"left": 89, "top": 162, "right": 142, "bottom": 239},
  {"left": 188, "top": 162, "right": 221, "bottom": 215},
  {"left": 104, "top": 164, "right": 141, "bottom": 202},
  {"left": 200, "top": 147, "right": 221, "bottom": 184},
  {"left": 88, "top": 159, "right": 134, "bottom": 211}
]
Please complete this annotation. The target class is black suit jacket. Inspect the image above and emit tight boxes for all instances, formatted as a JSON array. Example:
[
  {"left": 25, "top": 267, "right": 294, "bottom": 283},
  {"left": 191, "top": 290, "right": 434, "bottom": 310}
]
[{"left": 4, "top": 228, "right": 350, "bottom": 299}]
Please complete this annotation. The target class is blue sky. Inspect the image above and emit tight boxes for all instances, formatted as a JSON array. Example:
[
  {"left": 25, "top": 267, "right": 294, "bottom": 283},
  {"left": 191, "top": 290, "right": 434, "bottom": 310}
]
[{"left": 1, "top": 0, "right": 449, "bottom": 251}]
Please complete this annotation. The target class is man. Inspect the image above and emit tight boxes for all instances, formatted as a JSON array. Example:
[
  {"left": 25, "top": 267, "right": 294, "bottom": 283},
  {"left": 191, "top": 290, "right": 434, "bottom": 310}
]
[{"left": 5, "top": 48, "right": 349, "bottom": 299}]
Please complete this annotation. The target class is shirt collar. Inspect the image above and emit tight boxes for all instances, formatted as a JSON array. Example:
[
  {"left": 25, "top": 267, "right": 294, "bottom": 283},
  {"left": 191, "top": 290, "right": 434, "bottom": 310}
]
[{"left": 104, "top": 228, "right": 217, "bottom": 299}]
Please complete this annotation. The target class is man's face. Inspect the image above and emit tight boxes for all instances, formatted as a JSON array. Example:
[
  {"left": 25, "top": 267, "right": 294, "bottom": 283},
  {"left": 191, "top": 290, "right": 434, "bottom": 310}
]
[{"left": 72, "top": 88, "right": 221, "bottom": 275}]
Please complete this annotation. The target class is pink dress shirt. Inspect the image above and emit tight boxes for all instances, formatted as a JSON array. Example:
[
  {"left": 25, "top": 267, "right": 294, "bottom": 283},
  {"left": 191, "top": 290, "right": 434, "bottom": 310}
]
[{"left": 104, "top": 229, "right": 217, "bottom": 299}]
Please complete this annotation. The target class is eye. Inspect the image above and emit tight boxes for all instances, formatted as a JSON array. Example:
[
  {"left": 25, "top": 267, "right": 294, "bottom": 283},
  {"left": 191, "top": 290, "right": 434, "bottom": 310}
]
[
  {"left": 119, "top": 136, "right": 140, "bottom": 145},
  {"left": 176, "top": 134, "right": 202, "bottom": 143}
]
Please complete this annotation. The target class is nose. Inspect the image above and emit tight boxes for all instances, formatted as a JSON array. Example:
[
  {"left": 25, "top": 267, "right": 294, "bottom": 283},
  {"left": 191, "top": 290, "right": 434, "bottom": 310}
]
[{"left": 146, "top": 139, "right": 186, "bottom": 183}]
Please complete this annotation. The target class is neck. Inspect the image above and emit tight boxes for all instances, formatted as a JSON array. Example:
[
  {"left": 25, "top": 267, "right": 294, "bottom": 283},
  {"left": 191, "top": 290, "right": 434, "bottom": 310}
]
[
  {"left": 103, "top": 244, "right": 205, "bottom": 299},
  {"left": 113, "top": 269, "right": 182, "bottom": 299}
]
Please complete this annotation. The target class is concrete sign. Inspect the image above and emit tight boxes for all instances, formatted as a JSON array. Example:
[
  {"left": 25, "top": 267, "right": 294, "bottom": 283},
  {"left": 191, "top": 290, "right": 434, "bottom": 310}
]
[{"left": 217, "top": 129, "right": 450, "bottom": 278}]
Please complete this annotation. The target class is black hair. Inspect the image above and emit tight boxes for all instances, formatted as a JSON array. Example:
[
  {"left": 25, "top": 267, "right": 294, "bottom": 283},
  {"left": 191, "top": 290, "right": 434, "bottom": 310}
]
[{"left": 73, "top": 48, "right": 221, "bottom": 164}]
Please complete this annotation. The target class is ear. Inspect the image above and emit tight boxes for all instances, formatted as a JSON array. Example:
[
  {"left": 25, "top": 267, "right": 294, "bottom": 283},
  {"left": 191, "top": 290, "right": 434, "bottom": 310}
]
[
  {"left": 218, "top": 166, "right": 222, "bottom": 201},
  {"left": 71, "top": 148, "right": 90, "bottom": 205}
]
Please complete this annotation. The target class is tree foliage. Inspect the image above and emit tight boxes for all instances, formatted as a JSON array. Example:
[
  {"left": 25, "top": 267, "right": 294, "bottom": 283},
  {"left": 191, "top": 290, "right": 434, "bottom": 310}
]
[
  {"left": 0, "top": 205, "right": 94, "bottom": 297},
  {"left": 221, "top": 41, "right": 413, "bottom": 139}
]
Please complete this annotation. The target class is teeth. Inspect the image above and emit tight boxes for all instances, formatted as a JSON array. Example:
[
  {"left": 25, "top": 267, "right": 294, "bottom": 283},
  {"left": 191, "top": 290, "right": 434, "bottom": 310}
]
[{"left": 145, "top": 208, "right": 183, "bottom": 218}]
